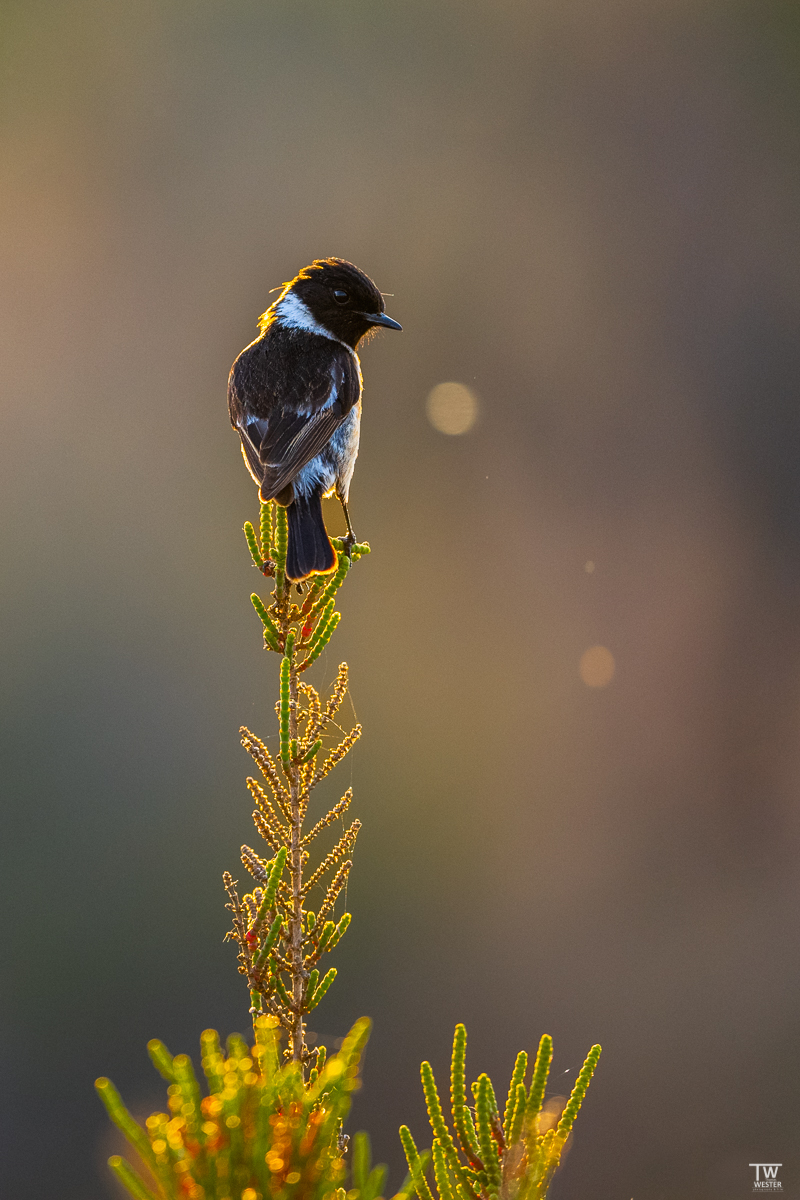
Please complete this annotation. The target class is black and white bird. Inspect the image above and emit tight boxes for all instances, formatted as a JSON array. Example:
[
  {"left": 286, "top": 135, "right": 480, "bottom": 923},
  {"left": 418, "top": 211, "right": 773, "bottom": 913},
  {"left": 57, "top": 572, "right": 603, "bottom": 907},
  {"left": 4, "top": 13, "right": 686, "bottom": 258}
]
[{"left": 228, "top": 258, "right": 402, "bottom": 581}]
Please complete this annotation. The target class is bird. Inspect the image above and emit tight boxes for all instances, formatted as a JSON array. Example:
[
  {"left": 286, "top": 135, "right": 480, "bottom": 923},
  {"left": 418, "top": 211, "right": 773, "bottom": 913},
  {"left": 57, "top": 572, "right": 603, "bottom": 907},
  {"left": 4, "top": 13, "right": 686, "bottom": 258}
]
[{"left": 228, "top": 258, "right": 402, "bottom": 581}]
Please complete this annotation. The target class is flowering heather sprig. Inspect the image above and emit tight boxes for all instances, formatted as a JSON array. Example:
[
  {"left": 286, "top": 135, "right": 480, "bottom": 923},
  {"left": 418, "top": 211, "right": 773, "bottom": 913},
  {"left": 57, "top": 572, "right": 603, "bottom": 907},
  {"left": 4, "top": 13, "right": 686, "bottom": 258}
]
[{"left": 225, "top": 502, "right": 370, "bottom": 1065}]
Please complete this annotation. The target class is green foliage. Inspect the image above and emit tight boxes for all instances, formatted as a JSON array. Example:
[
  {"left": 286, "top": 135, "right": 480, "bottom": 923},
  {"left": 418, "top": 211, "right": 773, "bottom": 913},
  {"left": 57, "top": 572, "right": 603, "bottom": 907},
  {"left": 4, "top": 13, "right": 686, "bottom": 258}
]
[
  {"left": 554, "top": 1046, "right": 602, "bottom": 1140},
  {"left": 524, "top": 1037, "right": 552, "bottom": 1127},
  {"left": 401, "top": 1025, "right": 601, "bottom": 1200},
  {"left": 97, "top": 1016, "right": 382, "bottom": 1200},
  {"left": 352, "top": 1132, "right": 389, "bottom": 1200},
  {"left": 449, "top": 1025, "right": 480, "bottom": 1170},
  {"left": 502, "top": 1053, "right": 527, "bottom": 1144},
  {"left": 241, "top": 503, "right": 368, "bottom": 668},
  {"left": 398, "top": 1128, "right": 433, "bottom": 1200}
]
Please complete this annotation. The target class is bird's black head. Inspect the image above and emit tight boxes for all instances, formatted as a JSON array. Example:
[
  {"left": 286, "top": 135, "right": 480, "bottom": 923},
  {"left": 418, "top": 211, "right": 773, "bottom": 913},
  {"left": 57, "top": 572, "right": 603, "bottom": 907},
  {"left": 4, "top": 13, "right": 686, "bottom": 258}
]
[{"left": 269, "top": 258, "right": 402, "bottom": 349}]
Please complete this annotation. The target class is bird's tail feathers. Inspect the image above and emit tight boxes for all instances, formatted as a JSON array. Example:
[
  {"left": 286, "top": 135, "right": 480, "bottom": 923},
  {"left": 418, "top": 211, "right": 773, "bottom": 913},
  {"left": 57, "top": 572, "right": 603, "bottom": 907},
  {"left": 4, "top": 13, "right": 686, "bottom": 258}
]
[{"left": 286, "top": 492, "right": 336, "bottom": 581}]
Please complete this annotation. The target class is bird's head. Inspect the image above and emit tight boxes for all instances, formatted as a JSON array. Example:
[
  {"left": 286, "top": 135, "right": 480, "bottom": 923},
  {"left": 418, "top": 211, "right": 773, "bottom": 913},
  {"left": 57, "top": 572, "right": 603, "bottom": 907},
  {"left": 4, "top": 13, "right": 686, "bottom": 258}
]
[{"left": 267, "top": 258, "right": 402, "bottom": 348}]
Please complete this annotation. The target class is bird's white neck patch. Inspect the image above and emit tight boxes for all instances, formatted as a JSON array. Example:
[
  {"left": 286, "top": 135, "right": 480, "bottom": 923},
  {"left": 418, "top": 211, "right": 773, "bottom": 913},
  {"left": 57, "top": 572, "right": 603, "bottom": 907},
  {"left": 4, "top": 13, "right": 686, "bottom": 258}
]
[{"left": 274, "top": 292, "right": 356, "bottom": 358}]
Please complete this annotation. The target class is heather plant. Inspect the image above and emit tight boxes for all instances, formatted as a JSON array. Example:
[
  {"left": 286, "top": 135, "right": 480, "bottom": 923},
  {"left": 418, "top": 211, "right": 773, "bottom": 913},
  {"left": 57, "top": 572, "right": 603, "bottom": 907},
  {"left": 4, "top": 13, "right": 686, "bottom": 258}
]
[
  {"left": 96, "top": 502, "right": 600, "bottom": 1200},
  {"left": 227, "top": 499, "right": 369, "bottom": 1064}
]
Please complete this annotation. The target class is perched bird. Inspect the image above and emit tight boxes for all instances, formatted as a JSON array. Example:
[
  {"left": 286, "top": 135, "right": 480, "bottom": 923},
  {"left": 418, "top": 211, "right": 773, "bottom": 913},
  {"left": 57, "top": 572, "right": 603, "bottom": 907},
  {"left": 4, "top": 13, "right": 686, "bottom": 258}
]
[{"left": 228, "top": 258, "right": 402, "bottom": 580}]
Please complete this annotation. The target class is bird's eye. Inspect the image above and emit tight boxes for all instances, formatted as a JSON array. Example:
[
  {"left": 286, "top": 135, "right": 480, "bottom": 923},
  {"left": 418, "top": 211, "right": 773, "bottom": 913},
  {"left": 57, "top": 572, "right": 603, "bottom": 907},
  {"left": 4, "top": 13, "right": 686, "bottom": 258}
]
[{"left": 332, "top": 289, "right": 349, "bottom": 305}]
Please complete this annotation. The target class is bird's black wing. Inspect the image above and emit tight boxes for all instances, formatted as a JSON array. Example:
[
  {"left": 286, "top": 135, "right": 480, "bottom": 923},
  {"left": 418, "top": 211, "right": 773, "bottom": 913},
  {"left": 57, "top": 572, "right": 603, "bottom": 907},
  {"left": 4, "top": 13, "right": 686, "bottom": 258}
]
[
  {"left": 228, "top": 339, "right": 361, "bottom": 499},
  {"left": 247, "top": 405, "right": 344, "bottom": 500}
]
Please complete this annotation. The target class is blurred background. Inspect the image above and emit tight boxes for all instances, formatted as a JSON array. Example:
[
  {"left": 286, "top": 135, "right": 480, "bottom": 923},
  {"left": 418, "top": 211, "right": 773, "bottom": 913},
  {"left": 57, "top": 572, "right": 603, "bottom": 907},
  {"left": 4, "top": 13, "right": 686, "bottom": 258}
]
[{"left": 3, "top": 1, "right": 800, "bottom": 1197}]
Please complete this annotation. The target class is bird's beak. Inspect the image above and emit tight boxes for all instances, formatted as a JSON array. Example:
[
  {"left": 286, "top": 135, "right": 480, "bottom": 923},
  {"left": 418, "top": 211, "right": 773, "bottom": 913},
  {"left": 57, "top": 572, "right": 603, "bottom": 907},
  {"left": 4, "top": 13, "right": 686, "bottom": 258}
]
[{"left": 362, "top": 312, "right": 403, "bottom": 331}]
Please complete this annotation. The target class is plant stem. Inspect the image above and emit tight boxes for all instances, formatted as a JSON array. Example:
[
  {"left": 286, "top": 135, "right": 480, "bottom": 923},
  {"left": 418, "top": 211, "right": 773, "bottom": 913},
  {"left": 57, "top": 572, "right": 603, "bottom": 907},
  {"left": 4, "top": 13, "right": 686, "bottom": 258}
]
[
  {"left": 273, "top": 537, "right": 307, "bottom": 1065},
  {"left": 288, "top": 656, "right": 306, "bottom": 1063}
]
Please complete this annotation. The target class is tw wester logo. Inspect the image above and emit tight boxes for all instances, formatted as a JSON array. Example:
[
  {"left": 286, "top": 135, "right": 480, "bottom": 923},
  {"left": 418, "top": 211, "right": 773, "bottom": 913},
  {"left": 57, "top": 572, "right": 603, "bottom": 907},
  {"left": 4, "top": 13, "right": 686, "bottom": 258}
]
[{"left": 750, "top": 1164, "right": 782, "bottom": 1191}]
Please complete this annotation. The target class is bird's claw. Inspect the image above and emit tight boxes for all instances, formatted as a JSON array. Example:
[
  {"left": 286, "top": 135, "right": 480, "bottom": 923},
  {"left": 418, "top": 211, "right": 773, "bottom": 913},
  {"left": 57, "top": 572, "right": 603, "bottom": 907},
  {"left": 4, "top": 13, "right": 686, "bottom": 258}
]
[{"left": 339, "top": 532, "right": 357, "bottom": 562}]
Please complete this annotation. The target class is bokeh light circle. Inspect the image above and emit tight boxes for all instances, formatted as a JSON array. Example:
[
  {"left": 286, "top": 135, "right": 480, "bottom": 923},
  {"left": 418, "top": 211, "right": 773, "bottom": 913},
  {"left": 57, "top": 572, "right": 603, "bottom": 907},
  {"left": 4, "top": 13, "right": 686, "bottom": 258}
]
[
  {"left": 426, "top": 382, "right": 479, "bottom": 435},
  {"left": 579, "top": 645, "right": 615, "bottom": 688}
]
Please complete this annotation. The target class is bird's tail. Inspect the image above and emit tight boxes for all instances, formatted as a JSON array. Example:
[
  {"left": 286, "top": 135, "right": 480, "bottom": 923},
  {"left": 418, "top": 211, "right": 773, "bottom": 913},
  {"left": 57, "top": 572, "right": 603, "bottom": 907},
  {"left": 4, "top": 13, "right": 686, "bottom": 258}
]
[{"left": 286, "top": 491, "right": 336, "bottom": 581}]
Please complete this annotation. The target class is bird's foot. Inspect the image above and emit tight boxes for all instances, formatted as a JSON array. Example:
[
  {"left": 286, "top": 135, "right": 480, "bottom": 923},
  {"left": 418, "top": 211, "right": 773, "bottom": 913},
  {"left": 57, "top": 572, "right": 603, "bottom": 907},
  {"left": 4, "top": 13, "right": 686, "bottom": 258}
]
[{"left": 339, "top": 532, "right": 357, "bottom": 561}]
